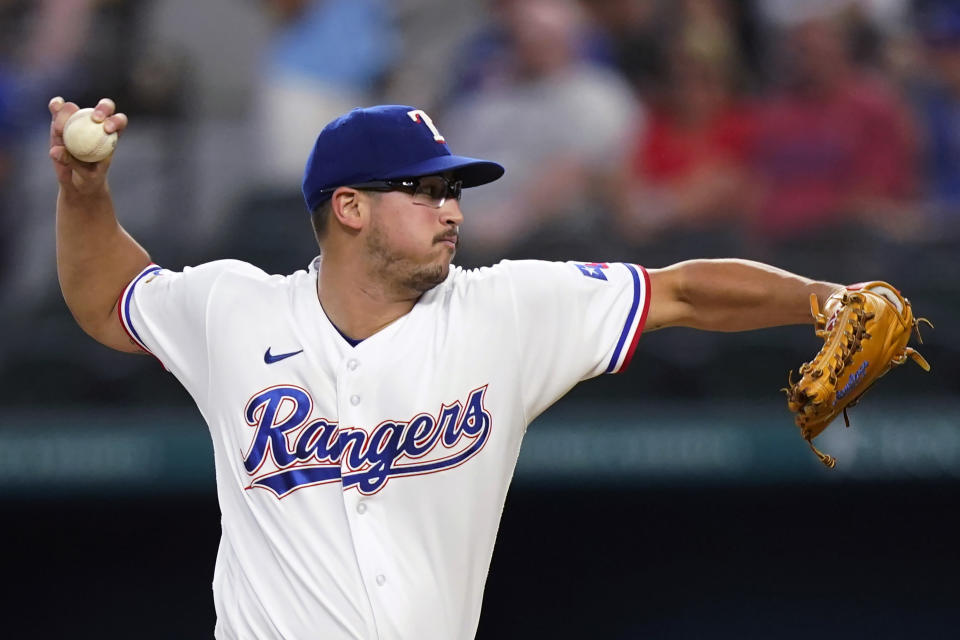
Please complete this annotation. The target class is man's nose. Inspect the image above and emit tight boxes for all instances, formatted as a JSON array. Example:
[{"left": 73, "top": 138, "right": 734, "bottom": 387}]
[{"left": 440, "top": 200, "right": 464, "bottom": 226}]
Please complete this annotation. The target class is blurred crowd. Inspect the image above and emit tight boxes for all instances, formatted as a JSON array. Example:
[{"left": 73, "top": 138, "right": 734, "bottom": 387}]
[{"left": 0, "top": 0, "right": 958, "bottom": 405}]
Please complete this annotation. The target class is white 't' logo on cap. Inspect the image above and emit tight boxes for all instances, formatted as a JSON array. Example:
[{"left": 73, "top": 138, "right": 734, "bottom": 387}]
[{"left": 407, "top": 109, "right": 446, "bottom": 143}]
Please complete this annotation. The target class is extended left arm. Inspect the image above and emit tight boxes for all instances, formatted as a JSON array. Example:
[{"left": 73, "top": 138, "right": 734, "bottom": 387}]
[{"left": 645, "top": 259, "right": 843, "bottom": 332}]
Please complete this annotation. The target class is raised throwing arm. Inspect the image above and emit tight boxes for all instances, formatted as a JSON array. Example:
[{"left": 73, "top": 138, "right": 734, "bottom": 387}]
[
  {"left": 645, "top": 259, "right": 843, "bottom": 332},
  {"left": 49, "top": 96, "right": 151, "bottom": 353}
]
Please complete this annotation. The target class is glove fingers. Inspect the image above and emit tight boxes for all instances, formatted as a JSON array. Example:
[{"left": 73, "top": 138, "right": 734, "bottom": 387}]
[
  {"left": 785, "top": 281, "right": 931, "bottom": 469},
  {"left": 905, "top": 347, "right": 931, "bottom": 372}
]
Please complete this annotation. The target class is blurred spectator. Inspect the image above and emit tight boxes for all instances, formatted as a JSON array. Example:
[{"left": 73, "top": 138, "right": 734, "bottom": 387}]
[
  {"left": 3, "top": 0, "right": 94, "bottom": 104},
  {"left": 615, "top": 0, "right": 754, "bottom": 243},
  {"left": 0, "top": 0, "right": 191, "bottom": 313},
  {"left": 442, "top": 0, "right": 618, "bottom": 107},
  {"left": 382, "top": 0, "right": 488, "bottom": 114},
  {"left": 256, "top": 0, "right": 399, "bottom": 185},
  {"left": 752, "top": 0, "right": 916, "bottom": 96},
  {"left": 747, "top": 9, "right": 919, "bottom": 241},
  {"left": 577, "top": 0, "right": 669, "bottom": 99},
  {"left": 441, "top": 0, "right": 641, "bottom": 263},
  {"left": 909, "top": 0, "right": 960, "bottom": 231},
  {"left": 6, "top": 0, "right": 180, "bottom": 114},
  {"left": 754, "top": 0, "right": 912, "bottom": 35},
  {"left": 0, "top": 0, "right": 99, "bottom": 310}
]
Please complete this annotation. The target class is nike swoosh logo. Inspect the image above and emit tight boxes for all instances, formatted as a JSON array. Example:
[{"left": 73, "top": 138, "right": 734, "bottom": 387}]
[{"left": 264, "top": 347, "right": 304, "bottom": 364}]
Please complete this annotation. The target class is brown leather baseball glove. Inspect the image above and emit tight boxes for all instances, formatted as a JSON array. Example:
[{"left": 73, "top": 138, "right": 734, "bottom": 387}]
[{"left": 783, "top": 281, "right": 932, "bottom": 468}]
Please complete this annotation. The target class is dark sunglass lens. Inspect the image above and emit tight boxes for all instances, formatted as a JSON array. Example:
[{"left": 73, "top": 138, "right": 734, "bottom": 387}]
[{"left": 417, "top": 177, "right": 447, "bottom": 200}]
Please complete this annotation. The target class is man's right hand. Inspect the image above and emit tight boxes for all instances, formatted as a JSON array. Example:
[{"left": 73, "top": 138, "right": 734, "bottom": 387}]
[
  {"left": 48, "top": 96, "right": 128, "bottom": 196},
  {"left": 51, "top": 95, "right": 151, "bottom": 354}
]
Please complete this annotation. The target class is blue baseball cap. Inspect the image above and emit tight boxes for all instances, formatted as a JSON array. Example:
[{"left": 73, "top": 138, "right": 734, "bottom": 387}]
[{"left": 302, "top": 105, "right": 505, "bottom": 212}]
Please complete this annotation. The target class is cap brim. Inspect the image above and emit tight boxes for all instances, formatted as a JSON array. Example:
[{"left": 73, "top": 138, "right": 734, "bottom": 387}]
[{"left": 381, "top": 154, "right": 505, "bottom": 188}]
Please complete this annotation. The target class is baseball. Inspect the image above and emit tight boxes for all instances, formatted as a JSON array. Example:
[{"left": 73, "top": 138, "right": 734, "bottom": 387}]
[{"left": 62, "top": 107, "right": 118, "bottom": 163}]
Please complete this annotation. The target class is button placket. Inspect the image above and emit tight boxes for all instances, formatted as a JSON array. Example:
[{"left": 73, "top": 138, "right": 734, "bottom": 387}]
[{"left": 338, "top": 353, "right": 389, "bottom": 599}]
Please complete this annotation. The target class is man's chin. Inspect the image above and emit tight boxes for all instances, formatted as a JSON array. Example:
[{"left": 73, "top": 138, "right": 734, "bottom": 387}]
[
  {"left": 433, "top": 251, "right": 454, "bottom": 277},
  {"left": 432, "top": 261, "right": 451, "bottom": 285},
  {"left": 405, "top": 262, "right": 448, "bottom": 293}
]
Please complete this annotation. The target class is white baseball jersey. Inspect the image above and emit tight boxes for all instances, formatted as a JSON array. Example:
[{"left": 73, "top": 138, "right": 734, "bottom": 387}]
[{"left": 118, "top": 257, "right": 650, "bottom": 639}]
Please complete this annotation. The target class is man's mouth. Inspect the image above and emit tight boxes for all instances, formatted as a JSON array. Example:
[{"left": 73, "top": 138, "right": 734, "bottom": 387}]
[{"left": 437, "top": 234, "right": 459, "bottom": 249}]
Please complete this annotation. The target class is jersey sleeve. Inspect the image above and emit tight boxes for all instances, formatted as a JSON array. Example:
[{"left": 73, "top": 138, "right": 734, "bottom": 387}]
[
  {"left": 500, "top": 260, "right": 651, "bottom": 420},
  {"left": 118, "top": 259, "right": 260, "bottom": 398}
]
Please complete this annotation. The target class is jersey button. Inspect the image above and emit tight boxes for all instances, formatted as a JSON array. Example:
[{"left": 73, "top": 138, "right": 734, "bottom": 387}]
[
  {"left": 375, "top": 574, "right": 386, "bottom": 586},
  {"left": 356, "top": 502, "right": 367, "bottom": 514},
  {"left": 347, "top": 359, "right": 359, "bottom": 371},
  {"left": 350, "top": 394, "right": 361, "bottom": 406}
]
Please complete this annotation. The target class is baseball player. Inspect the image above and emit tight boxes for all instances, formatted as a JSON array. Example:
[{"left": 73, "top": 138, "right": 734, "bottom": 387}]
[{"left": 49, "top": 97, "right": 841, "bottom": 639}]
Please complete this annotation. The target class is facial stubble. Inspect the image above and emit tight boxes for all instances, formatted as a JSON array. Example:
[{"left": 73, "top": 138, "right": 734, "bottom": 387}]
[{"left": 365, "top": 219, "right": 450, "bottom": 295}]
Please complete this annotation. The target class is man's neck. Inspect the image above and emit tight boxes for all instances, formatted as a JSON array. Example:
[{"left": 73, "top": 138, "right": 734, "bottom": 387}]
[{"left": 315, "top": 254, "right": 419, "bottom": 341}]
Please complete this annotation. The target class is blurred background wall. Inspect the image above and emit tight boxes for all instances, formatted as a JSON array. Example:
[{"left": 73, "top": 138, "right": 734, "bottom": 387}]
[{"left": 1, "top": 0, "right": 958, "bottom": 637}]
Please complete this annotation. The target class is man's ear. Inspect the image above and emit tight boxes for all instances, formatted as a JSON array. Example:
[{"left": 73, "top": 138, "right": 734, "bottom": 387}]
[{"left": 330, "top": 187, "right": 365, "bottom": 232}]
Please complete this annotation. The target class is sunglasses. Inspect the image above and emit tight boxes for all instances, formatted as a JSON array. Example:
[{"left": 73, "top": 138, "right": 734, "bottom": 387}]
[{"left": 339, "top": 176, "right": 463, "bottom": 209}]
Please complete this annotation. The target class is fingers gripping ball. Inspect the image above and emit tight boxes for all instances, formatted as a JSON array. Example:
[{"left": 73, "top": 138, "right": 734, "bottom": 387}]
[
  {"left": 62, "top": 108, "right": 118, "bottom": 163},
  {"left": 783, "top": 282, "right": 933, "bottom": 468}
]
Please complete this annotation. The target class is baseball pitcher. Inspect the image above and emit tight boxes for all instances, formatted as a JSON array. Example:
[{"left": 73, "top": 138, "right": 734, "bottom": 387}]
[{"left": 48, "top": 97, "right": 927, "bottom": 639}]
